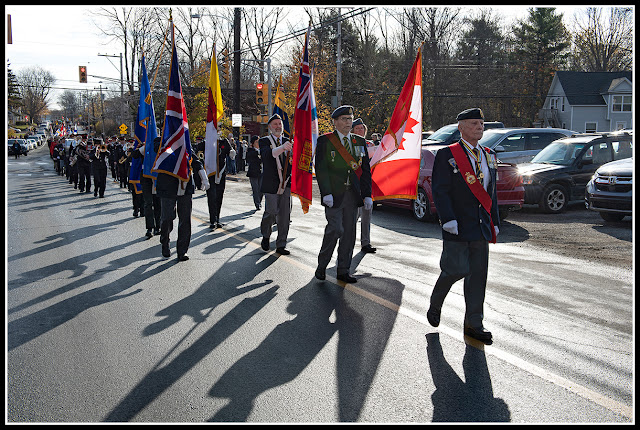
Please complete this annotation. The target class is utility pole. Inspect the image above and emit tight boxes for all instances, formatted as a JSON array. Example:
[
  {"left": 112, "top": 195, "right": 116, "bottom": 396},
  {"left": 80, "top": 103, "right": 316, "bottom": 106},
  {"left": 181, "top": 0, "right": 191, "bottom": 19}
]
[{"left": 233, "top": 7, "right": 241, "bottom": 141}]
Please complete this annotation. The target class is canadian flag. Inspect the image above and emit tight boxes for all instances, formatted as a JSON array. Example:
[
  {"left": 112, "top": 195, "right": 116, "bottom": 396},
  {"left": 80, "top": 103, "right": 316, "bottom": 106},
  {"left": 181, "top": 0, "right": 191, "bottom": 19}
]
[{"left": 370, "top": 48, "right": 422, "bottom": 200}]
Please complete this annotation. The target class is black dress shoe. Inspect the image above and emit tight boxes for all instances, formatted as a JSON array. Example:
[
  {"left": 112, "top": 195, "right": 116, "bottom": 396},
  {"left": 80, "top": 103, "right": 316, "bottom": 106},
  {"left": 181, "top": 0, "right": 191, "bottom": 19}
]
[
  {"left": 261, "top": 237, "right": 270, "bottom": 251},
  {"left": 315, "top": 268, "right": 326, "bottom": 280},
  {"left": 427, "top": 307, "right": 441, "bottom": 327},
  {"left": 133, "top": 211, "right": 138, "bottom": 218},
  {"left": 177, "top": 254, "right": 189, "bottom": 261},
  {"left": 464, "top": 325, "right": 493, "bottom": 344},
  {"left": 337, "top": 273, "right": 357, "bottom": 283},
  {"left": 275, "top": 247, "right": 290, "bottom": 255},
  {"left": 162, "top": 247, "right": 170, "bottom": 258},
  {"left": 361, "top": 244, "right": 377, "bottom": 253},
  {"left": 145, "top": 229, "right": 153, "bottom": 239},
  {"left": 216, "top": 222, "right": 224, "bottom": 228},
  {"left": 153, "top": 229, "right": 160, "bottom": 236}
]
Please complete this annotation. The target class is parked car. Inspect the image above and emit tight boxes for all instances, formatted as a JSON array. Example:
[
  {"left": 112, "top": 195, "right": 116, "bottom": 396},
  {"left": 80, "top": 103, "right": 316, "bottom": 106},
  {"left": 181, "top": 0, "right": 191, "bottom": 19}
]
[
  {"left": 25, "top": 138, "right": 38, "bottom": 150},
  {"left": 478, "top": 127, "right": 575, "bottom": 164},
  {"left": 423, "top": 121, "right": 505, "bottom": 146},
  {"left": 518, "top": 131, "right": 633, "bottom": 213},
  {"left": 378, "top": 145, "right": 524, "bottom": 221},
  {"left": 585, "top": 156, "right": 633, "bottom": 222},
  {"left": 8, "top": 139, "right": 29, "bottom": 156}
]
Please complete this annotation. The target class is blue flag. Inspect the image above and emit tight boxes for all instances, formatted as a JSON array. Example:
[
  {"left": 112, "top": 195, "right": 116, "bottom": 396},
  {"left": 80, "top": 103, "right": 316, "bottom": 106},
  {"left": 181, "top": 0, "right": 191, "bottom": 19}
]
[
  {"left": 273, "top": 74, "right": 291, "bottom": 139},
  {"left": 129, "top": 54, "right": 157, "bottom": 193}
]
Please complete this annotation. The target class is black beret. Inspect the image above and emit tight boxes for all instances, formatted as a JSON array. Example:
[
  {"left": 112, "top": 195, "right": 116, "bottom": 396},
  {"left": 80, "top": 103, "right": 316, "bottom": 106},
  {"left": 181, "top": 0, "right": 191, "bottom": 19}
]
[
  {"left": 153, "top": 136, "right": 162, "bottom": 143},
  {"left": 251, "top": 135, "right": 259, "bottom": 143},
  {"left": 267, "top": 113, "right": 282, "bottom": 125},
  {"left": 331, "top": 105, "right": 354, "bottom": 119},
  {"left": 352, "top": 118, "right": 364, "bottom": 127},
  {"left": 456, "top": 108, "right": 484, "bottom": 121}
]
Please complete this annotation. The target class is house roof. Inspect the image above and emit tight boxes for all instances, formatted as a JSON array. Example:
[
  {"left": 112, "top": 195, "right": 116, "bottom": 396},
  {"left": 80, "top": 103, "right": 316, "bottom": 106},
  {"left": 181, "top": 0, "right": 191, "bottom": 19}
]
[{"left": 556, "top": 71, "right": 632, "bottom": 105}]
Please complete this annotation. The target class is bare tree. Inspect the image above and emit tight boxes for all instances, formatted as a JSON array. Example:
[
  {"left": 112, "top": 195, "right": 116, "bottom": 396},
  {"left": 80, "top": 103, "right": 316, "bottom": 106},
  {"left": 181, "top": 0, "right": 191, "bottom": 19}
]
[
  {"left": 91, "top": 7, "right": 159, "bottom": 95},
  {"left": 17, "top": 66, "right": 56, "bottom": 123},
  {"left": 242, "top": 7, "right": 288, "bottom": 82},
  {"left": 58, "top": 90, "right": 81, "bottom": 120},
  {"left": 571, "top": 7, "right": 633, "bottom": 71}
]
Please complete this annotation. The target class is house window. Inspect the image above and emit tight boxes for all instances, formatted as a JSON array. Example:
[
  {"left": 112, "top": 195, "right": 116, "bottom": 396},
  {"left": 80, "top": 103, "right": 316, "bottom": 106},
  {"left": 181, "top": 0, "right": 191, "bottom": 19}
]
[
  {"left": 585, "top": 122, "right": 597, "bottom": 133},
  {"left": 612, "top": 95, "right": 632, "bottom": 112},
  {"left": 561, "top": 97, "right": 565, "bottom": 112}
]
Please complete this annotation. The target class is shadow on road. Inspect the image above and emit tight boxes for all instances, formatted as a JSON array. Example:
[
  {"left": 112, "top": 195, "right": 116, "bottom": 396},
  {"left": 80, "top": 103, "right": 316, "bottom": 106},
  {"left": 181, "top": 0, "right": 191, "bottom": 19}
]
[{"left": 426, "top": 333, "right": 510, "bottom": 422}]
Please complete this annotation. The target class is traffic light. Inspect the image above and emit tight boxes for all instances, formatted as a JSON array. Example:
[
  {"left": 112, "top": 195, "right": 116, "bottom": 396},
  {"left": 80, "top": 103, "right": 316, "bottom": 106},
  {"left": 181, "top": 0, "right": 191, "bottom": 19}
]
[
  {"left": 79, "top": 65, "right": 87, "bottom": 83},
  {"left": 221, "top": 49, "right": 230, "bottom": 83},
  {"left": 256, "top": 82, "right": 268, "bottom": 106}
]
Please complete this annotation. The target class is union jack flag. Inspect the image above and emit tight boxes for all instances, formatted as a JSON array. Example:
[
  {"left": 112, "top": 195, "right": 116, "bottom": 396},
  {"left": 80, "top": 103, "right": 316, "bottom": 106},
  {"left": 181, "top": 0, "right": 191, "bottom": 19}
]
[{"left": 152, "top": 23, "right": 192, "bottom": 182}]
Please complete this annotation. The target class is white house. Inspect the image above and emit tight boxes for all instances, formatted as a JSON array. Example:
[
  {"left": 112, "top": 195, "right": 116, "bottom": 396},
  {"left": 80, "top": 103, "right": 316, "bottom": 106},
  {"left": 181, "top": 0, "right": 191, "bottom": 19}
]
[{"left": 538, "top": 71, "right": 632, "bottom": 132}]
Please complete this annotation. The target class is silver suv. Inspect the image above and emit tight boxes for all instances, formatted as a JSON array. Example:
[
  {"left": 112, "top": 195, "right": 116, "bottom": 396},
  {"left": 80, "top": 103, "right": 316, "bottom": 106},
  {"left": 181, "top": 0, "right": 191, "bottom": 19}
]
[{"left": 479, "top": 127, "right": 575, "bottom": 164}]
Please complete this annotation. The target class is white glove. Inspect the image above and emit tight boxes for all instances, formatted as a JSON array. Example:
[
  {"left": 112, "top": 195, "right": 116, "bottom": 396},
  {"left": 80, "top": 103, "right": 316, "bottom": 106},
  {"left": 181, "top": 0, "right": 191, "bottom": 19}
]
[
  {"left": 442, "top": 220, "right": 458, "bottom": 235},
  {"left": 283, "top": 140, "right": 293, "bottom": 151},
  {"left": 322, "top": 194, "right": 334, "bottom": 208},
  {"left": 364, "top": 197, "right": 373, "bottom": 211},
  {"left": 494, "top": 226, "right": 499, "bottom": 236},
  {"left": 199, "top": 170, "right": 210, "bottom": 191}
]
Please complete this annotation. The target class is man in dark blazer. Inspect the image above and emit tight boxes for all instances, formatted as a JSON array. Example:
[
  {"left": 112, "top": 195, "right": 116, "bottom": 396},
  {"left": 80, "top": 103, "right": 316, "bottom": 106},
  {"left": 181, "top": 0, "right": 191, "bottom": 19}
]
[
  {"left": 428, "top": 107, "right": 500, "bottom": 344},
  {"left": 314, "top": 105, "right": 373, "bottom": 283},
  {"left": 259, "top": 114, "right": 293, "bottom": 255},
  {"left": 156, "top": 145, "right": 209, "bottom": 261}
]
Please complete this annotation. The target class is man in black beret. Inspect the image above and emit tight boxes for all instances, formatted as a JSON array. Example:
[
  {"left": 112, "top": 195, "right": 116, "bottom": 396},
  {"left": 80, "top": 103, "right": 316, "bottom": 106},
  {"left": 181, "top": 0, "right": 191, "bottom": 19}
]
[
  {"left": 427, "top": 107, "right": 500, "bottom": 344},
  {"left": 259, "top": 113, "right": 293, "bottom": 255},
  {"left": 314, "top": 105, "right": 373, "bottom": 283}
]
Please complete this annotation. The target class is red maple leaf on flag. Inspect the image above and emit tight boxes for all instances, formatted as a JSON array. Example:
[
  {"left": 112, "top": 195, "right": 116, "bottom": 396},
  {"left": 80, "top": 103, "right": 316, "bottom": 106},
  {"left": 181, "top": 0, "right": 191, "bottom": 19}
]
[{"left": 399, "top": 115, "right": 421, "bottom": 151}]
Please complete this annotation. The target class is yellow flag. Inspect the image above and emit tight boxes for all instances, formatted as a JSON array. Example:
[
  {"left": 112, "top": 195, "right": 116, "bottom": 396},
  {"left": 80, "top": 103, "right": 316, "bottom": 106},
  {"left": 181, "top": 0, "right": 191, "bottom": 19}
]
[{"left": 205, "top": 45, "right": 224, "bottom": 181}]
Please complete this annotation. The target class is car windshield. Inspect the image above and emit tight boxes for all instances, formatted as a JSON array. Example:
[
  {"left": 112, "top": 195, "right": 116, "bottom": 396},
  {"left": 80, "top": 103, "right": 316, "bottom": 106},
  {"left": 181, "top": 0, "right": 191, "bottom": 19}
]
[
  {"left": 530, "top": 141, "right": 586, "bottom": 165},
  {"left": 478, "top": 129, "right": 508, "bottom": 148},
  {"left": 426, "top": 124, "right": 458, "bottom": 142}
]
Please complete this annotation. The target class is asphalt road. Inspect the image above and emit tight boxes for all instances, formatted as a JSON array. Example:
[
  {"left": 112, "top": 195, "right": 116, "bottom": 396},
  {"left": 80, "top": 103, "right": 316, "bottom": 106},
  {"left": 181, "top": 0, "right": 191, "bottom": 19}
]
[{"left": 6, "top": 145, "right": 634, "bottom": 423}]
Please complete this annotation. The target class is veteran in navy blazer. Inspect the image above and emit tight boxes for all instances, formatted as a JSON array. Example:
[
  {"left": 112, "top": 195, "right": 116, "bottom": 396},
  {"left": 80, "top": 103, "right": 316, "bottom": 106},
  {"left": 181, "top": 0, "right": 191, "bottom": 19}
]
[
  {"left": 259, "top": 114, "right": 293, "bottom": 255},
  {"left": 428, "top": 107, "right": 500, "bottom": 344}
]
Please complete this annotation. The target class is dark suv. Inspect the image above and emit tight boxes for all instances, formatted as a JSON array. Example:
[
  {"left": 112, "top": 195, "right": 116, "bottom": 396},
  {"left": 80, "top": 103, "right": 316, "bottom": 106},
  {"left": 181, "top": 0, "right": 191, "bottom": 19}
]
[{"left": 518, "top": 131, "right": 633, "bottom": 213}]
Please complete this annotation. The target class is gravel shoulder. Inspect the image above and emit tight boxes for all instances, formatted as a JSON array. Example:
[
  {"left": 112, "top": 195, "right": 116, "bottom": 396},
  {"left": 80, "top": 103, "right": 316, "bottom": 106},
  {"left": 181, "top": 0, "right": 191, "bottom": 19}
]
[{"left": 499, "top": 203, "right": 633, "bottom": 271}]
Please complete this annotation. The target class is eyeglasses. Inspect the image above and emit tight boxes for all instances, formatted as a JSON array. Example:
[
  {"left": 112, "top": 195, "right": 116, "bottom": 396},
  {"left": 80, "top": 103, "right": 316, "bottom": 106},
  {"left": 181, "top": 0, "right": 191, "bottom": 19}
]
[{"left": 337, "top": 116, "right": 353, "bottom": 122}]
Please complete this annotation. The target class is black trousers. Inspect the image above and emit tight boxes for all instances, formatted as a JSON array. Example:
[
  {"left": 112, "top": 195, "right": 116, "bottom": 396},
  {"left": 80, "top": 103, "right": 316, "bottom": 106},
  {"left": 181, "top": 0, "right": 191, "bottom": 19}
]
[
  {"left": 93, "top": 169, "right": 107, "bottom": 197},
  {"left": 77, "top": 162, "right": 91, "bottom": 192},
  {"left": 430, "top": 239, "right": 489, "bottom": 329},
  {"left": 206, "top": 174, "right": 226, "bottom": 224},
  {"left": 142, "top": 177, "right": 161, "bottom": 231},
  {"left": 160, "top": 195, "right": 192, "bottom": 257}
]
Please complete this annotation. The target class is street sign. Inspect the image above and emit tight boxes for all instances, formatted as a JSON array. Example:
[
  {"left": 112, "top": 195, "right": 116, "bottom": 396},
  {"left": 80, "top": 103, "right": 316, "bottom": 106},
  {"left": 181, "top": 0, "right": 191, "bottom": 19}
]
[
  {"left": 232, "top": 114, "right": 242, "bottom": 127},
  {"left": 119, "top": 124, "right": 128, "bottom": 135}
]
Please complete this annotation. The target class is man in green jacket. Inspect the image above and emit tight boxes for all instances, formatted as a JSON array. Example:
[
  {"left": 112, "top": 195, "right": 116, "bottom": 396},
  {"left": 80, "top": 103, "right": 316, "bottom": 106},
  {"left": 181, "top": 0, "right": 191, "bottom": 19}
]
[{"left": 314, "top": 105, "right": 373, "bottom": 283}]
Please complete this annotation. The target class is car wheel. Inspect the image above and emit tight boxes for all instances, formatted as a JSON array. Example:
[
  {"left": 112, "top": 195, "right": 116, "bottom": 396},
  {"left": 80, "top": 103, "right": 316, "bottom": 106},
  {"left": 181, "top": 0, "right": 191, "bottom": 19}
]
[
  {"left": 539, "top": 184, "right": 567, "bottom": 213},
  {"left": 412, "top": 187, "right": 431, "bottom": 221},
  {"left": 600, "top": 212, "right": 625, "bottom": 222}
]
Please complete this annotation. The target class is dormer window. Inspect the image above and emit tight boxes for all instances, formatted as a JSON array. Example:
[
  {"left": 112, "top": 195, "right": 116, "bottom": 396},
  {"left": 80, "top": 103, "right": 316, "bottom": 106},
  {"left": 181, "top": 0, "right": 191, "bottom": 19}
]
[{"left": 612, "top": 95, "right": 632, "bottom": 112}]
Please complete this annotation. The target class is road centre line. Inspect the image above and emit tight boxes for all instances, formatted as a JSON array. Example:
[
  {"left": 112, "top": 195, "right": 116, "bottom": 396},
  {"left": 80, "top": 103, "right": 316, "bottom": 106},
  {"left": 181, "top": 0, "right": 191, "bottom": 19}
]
[{"left": 190, "top": 213, "right": 633, "bottom": 420}]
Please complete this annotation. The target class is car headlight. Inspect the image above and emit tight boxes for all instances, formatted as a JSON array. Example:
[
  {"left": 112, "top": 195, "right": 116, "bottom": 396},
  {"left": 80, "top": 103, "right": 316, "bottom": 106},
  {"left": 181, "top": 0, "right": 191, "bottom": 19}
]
[{"left": 522, "top": 175, "right": 535, "bottom": 185}]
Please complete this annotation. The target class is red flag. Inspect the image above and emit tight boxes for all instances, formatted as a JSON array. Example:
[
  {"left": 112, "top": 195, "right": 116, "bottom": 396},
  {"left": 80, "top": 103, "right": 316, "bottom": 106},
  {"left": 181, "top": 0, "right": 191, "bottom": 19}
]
[
  {"left": 371, "top": 47, "right": 422, "bottom": 200},
  {"left": 291, "top": 26, "right": 314, "bottom": 213}
]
